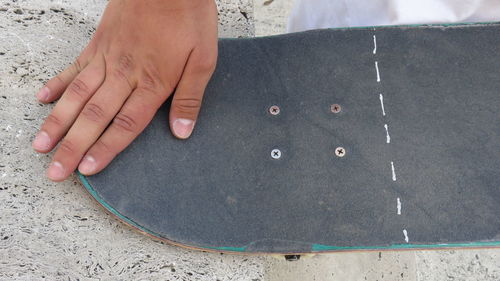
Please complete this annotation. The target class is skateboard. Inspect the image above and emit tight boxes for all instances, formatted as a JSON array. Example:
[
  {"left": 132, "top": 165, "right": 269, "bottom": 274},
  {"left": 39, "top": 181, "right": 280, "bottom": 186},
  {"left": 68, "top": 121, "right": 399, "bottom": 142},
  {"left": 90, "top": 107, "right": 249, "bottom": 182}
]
[{"left": 78, "top": 22, "right": 500, "bottom": 255}]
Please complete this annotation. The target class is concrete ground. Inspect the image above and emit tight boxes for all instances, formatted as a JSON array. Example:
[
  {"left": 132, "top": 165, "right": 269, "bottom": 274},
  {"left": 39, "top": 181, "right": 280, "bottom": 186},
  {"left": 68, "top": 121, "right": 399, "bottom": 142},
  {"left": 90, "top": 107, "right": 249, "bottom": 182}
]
[{"left": 0, "top": 0, "right": 498, "bottom": 280}]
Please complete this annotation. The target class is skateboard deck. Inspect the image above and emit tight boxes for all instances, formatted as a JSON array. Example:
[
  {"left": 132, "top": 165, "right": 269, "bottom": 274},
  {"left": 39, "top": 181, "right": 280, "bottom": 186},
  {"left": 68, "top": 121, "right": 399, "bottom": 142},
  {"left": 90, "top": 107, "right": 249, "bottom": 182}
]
[{"left": 79, "top": 23, "right": 500, "bottom": 254}]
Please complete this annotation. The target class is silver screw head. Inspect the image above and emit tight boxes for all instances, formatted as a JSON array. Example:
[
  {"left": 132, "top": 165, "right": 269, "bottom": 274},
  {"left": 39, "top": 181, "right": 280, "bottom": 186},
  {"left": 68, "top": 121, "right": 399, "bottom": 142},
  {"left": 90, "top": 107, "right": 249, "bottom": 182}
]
[
  {"left": 269, "top": 105, "right": 280, "bottom": 115},
  {"left": 271, "top": 149, "right": 282, "bottom": 159},
  {"left": 331, "top": 104, "right": 341, "bottom": 113},
  {"left": 335, "top": 147, "right": 346, "bottom": 157}
]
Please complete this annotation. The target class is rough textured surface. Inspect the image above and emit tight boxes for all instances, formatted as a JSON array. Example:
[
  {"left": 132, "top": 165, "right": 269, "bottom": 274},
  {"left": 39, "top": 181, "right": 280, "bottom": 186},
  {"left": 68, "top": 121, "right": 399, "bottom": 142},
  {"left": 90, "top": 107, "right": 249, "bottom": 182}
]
[
  {"left": 266, "top": 251, "right": 419, "bottom": 281},
  {"left": 1, "top": 0, "right": 499, "bottom": 280},
  {"left": 254, "top": 0, "right": 294, "bottom": 36},
  {"left": 266, "top": 249, "right": 500, "bottom": 281},
  {"left": 218, "top": 0, "right": 254, "bottom": 37},
  {"left": 0, "top": 0, "right": 264, "bottom": 280}
]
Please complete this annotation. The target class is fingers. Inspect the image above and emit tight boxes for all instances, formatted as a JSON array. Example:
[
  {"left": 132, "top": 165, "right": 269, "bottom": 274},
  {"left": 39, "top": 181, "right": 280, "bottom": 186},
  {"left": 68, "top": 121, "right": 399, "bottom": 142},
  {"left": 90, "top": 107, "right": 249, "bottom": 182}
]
[
  {"left": 46, "top": 65, "right": 135, "bottom": 181},
  {"left": 169, "top": 47, "right": 217, "bottom": 139},
  {"left": 78, "top": 82, "right": 168, "bottom": 175},
  {"left": 32, "top": 57, "right": 106, "bottom": 153}
]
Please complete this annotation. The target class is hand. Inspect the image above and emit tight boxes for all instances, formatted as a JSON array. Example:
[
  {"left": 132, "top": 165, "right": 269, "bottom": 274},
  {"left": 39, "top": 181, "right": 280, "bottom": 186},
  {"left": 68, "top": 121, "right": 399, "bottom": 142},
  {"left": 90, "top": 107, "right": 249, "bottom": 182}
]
[{"left": 32, "top": 0, "right": 218, "bottom": 181}]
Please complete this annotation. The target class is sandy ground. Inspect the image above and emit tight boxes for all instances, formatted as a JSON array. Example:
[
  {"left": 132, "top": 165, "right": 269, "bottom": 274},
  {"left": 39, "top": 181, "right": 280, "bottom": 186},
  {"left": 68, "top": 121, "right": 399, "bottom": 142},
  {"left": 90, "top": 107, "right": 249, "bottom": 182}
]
[{"left": 0, "top": 0, "right": 499, "bottom": 280}]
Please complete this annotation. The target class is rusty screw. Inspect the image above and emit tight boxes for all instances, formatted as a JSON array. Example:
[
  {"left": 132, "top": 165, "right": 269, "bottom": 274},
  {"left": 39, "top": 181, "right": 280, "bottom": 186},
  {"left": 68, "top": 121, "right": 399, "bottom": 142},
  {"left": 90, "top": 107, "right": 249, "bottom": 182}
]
[
  {"left": 331, "top": 104, "right": 341, "bottom": 114},
  {"left": 335, "top": 147, "right": 346, "bottom": 157},
  {"left": 269, "top": 105, "right": 280, "bottom": 115}
]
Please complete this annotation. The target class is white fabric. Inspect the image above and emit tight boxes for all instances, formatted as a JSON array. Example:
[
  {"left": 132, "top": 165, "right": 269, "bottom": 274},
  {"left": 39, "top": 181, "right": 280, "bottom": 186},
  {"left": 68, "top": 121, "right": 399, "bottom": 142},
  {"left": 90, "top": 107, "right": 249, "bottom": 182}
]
[{"left": 287, "top": 0, "right": 500, "bottom": 32}]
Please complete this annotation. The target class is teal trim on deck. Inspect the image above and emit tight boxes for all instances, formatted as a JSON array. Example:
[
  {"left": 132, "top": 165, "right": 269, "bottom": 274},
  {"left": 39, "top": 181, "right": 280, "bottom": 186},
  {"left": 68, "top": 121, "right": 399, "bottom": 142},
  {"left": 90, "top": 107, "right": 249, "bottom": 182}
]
[
  {"left": 78, "top": 172, "right": 249, "bottom": 252},
  {"left": 78, "top": 172, "right": 164, "bottom": 239},
  {"left": 312, "top": 241, "right": 500, "bottom": 252},
  {"left": 205, "top": 246, "right": 248, "bottom": 252},
  {"left": 80, "top": 171, "right": 500, "bottom": 253}
]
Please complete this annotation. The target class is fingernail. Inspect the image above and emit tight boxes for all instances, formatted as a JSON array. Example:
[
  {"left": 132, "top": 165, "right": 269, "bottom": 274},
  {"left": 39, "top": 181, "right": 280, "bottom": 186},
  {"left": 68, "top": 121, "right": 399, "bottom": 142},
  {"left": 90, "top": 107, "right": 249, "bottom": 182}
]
[
  {"left": 47, "top": 161, "right": 66, "bottom": 181},
  {"left": 32, "top": 131, "right": 51, "bottom": 151},
  {"left": 173, "top": 118, "right": 194, "bottom": 139},
  {"left": 36, "top": 87, "right": 50, "bottom": 102},
  {"left": 78, "top": 155, "right": 97, "bottom": 175}
]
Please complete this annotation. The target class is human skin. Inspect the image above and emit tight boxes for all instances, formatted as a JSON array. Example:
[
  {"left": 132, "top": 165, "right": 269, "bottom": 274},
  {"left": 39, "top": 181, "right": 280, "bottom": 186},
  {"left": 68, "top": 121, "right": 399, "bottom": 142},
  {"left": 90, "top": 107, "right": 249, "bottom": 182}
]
[{"left": 32, "top": 0, "right": 218, "bottom": 181}]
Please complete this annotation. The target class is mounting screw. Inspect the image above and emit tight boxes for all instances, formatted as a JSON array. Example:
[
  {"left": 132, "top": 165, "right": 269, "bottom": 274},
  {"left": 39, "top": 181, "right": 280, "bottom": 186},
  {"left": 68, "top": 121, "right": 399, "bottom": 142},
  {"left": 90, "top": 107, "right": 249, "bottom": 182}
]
[
  {"left": 331, "top": 104, "right": 341, "bottom": 113},
  {"left": 269, "top": 105, "right": 280, "bottom": 115},
  {"left": 271, "top": 149, "right": 282, "bottom": 159},
  {"left": 335, "top": 147, "right": 346, "bottom": 157}
]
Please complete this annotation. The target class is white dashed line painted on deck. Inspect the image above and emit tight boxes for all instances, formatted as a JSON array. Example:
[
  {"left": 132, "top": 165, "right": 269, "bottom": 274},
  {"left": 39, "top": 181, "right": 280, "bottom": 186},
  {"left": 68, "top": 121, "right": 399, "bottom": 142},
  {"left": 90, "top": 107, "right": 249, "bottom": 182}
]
[
  {"left": 403, "top": 229, "right": 409, "bottom": 243},
  {"left": 379, "top": 94, "right": 386, "bottom": 116},
  {"left": 391, "top": 161, "right": 397, "bottom": 181},
  {"left": 384, "top": 124, "right": 391, "bottom": 144},
  {"left": 371, "top": 34, "right": 409, "bottom": 244},
  {"left": 375, "top": 61, "right": 381, "bottom": 82}
]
